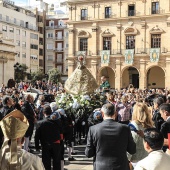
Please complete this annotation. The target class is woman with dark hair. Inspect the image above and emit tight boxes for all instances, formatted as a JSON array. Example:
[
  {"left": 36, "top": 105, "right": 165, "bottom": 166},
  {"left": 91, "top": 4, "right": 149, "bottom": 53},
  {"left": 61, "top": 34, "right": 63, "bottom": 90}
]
[
  {"left": 106, "top": 92, "right": 116, "bottom": 104},
  {"left": 135, "top": 128, "right": 170, "bottom": 170}
]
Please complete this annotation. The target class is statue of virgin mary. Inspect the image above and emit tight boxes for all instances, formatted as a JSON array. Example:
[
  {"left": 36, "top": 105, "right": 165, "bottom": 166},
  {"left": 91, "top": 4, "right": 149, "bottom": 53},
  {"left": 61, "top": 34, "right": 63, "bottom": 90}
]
[{"left": 64, "top": 56, "right": 98, "bottom": 95}]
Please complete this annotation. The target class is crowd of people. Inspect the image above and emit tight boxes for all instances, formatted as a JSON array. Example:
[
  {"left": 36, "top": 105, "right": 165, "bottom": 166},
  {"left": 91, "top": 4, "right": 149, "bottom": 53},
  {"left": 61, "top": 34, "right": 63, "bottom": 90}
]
[{"left": 0, "top": 78, "right": 170, "bottom": 170}]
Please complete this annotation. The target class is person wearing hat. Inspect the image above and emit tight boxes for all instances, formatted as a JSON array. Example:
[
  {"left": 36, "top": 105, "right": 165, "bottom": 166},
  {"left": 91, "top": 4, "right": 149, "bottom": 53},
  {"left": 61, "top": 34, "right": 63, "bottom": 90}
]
[{"left": 0, "top": 109, "right": 45, "bottom": 170}]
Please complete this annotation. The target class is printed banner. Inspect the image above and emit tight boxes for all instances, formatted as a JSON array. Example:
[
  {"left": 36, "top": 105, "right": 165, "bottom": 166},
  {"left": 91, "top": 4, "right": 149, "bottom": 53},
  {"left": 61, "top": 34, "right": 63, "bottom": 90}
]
[
  {"left": 150, "top": 48, "right": 160, "bottom": 62},
  {"left": 100, "top": 50, "right": 110, "bottom": 64},
  {"left": 124, "top": 49, "right": 134, "bottom": 64}
]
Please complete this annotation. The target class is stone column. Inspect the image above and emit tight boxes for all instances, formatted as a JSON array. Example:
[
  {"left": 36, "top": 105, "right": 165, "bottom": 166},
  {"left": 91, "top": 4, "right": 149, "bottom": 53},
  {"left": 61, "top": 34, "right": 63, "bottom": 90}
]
[
  {"left": 68, "top": 27, "right": 74, "bottom": 57},
  {"left": 165, "top": 57, "right": 170, "bottom": 89},
  {"left": 67, "top": 27, "right": 75, "bottom": 77},
  {"left": 115, "top": 59, "right": 121, "bottom": 90},
  {"left": 139, "top": 59, "right": 146, "bottom": 89},
  {"left": 68, "top": 60, "right": 75, "bottom": 77},
  {"left": 116, "top": 23, "right": 122, "bottom": 53},
  {"left": 91, "top": 23, "right": 98, "bottom": 55},
  {"left": 91, "top": 59, "right": 98, "bottom": 79}
]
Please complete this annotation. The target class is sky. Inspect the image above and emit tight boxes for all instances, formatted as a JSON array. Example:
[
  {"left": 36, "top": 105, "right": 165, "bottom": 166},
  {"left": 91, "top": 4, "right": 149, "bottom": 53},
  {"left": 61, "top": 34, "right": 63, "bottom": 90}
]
[{"left": 14, "top": 0, "right": 65, "bottom": 6}]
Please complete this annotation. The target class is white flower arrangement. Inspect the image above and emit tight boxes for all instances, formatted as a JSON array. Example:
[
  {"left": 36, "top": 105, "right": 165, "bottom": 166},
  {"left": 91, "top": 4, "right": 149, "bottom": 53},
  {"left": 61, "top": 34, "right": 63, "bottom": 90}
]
[{"left": 55, "top": 92, "right": 106, "bottom": 115}]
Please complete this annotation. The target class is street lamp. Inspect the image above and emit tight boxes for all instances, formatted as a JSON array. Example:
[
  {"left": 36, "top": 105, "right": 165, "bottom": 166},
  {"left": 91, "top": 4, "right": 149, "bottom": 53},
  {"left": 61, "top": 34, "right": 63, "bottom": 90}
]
[{"left": 14, "top": 62, "right": 23, "bottom": 82}]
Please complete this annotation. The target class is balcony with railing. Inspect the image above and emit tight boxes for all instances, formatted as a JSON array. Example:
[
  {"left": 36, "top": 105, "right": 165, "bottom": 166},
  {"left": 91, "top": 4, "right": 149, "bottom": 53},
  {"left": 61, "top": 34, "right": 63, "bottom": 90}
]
[
  {"left": 0, "top": 16, "right": 38, "bottom": 31},
  {"left": 104, "top": 12, "right": 117, "bottom": 19},
  {"left": 46, "top": 25, "right": 67, "bottom": 29},
  {"left": 54, "top": 48, "right": 64, "bottom": 52},
  {"left": 150, "top": 8, "right": 165, "bottom": 15},
  {"left": 81, "top": 15, "right": 88, "bottom": 20},
  {"left": 47, "top": 36, "right": 54, "bottom": 39},
  {"left": 47, "top": 48, "right": 54, "bottom": 51},
  {"left": 77, "top": 15, "right": 90, "bottom": 21},
  {"left": 38, "top": 22, "right": 43, "bottom": 27},
  {"left": 74, "top": 50, "right": 92, "bottom": 56},
  {"left": 55, "top": 58, "right": 63, "bottom": 64},
  {"left": 54, "top": 36, "right": 64, "bottom": 41},
  {"left": 97, "top": 47, "right": 168, "bottom": 56},
  {"left": 127, "top": 10, "right": 135, "bottom": 16},
  {"left": 136, "top": 47, "right": 168, "bottom": 54},
  {"left": 136, "top": 48, "right": 149, "bottom": 54},
  {"left": 126, "top": 10, "right": 141, "bottom": 17},
  {"left": 98, "top": 49, "right": 126, "bottom": 55}
]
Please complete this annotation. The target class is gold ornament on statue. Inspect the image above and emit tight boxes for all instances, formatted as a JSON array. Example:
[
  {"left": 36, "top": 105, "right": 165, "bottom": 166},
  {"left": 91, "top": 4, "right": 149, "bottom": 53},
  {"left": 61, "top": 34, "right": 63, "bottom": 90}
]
[{"left": 64, "top": 55, "right": 98, "bottom": 95}]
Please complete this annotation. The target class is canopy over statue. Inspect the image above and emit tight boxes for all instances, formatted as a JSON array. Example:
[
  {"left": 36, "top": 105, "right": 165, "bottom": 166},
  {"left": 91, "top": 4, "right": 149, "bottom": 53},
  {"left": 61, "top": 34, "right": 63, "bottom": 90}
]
[{"left": 64, "top": 56, "right": 98, "bottom": 95}]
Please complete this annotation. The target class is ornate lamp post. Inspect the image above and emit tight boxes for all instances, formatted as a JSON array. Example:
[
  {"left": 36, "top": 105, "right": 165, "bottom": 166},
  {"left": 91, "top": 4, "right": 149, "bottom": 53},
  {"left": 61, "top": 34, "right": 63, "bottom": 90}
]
[{"left": 14, "top": 62, "right": 23, "bottom": 82}]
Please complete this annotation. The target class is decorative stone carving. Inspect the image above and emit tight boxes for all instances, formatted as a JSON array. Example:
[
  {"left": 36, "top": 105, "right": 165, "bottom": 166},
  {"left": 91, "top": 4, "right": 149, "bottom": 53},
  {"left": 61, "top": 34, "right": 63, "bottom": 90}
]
[
  {"left": 102, "top": 29, "right": 114, "bottom": 37},
  {"left": 141, "top": 20, "right": 146, "bottom": 29},
  {"left": 128, "top": 21, "right": 134, "bottom": 26},
  {"left": 150, "top": 25, "right": 164, "bottom": 34},
  {"left": 69, "top": 6, "right": 76, "bottom": 10},
  {"left": 116, "top": 23, "right": 122, "bottom": 31},
  {"left": 78, "top": 30, "right": 90, "bottom": 38},
  {"left": 118, "top": 2, "right": 122, "bottom": 6},
  {"left": 92, "top": 4, "right": 100, "bottom": 8},
  {"left": 124, "top": 27, "right": 138, "bottom": 35},
  {"left": 69, "top": 29, "right": 74, "bottom": 33},
  {"left": 92, "top": 27, "right": 98, "bottom": 32}
]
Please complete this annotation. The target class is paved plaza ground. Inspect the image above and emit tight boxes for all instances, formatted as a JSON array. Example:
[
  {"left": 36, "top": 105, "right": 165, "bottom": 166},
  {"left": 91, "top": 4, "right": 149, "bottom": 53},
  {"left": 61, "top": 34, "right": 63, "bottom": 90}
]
[
  {"left": 31, "top": 140, "right": 93, "bottom": 170},
  {"left": 64, "top": 145, "right": 93, "bottom": 170}
]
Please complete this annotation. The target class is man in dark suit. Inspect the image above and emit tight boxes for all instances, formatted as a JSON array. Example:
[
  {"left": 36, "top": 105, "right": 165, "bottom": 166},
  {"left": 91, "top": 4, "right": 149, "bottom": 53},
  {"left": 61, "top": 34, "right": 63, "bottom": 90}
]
[
  {"left": 21, "top": 94, "right": 35, "bottom": 151},
  {"left": 85, "top": 103, "right": 136, "bottom": 170},
  {"left": 35, "top": 105, "right": 61, "bottom": 170},
  {"left": 159, "top": 103, "right": 170, "bottom": 151}
]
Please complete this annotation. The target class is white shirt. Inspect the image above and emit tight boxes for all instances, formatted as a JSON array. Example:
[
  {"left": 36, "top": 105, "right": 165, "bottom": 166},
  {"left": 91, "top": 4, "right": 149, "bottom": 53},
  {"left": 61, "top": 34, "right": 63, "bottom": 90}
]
[{"left": 135, "top": 150, "right": 170, "bottom": 170}]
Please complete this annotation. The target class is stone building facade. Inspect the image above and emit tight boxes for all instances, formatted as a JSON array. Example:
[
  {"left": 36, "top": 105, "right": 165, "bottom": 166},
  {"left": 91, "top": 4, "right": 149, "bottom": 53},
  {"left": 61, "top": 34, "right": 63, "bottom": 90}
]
[
  {"left": 0, "top": 33, "right": 17, "bottom": 85},
  {"left": 0, "top": 0, "right": 39, "bottom": 84},
  {"left": 66, "top": 0, "right": 170, "bottom": 90},
  {"left": 45, "top": 16, "right": 69, "bottom": 81}
]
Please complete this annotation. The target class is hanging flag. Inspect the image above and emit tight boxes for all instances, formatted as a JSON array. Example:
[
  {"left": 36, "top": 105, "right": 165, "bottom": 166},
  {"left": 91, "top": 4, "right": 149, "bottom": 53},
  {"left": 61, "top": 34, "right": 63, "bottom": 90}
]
[
  {"left": 124, "top": 49, "right": 134, "bottom": 64},
  {"left": 150, "top": 48, "right": 160, "bottom": 62},
  {"left": 100, "top": 50, "right": 110, "bottom": 64}
]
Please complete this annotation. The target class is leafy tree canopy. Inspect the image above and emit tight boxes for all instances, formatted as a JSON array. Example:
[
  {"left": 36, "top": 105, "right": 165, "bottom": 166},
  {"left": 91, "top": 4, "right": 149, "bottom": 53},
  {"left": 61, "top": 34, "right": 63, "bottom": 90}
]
[
  {"left": 47, "top": 68, "right": 61, "bottom": 84},
  {"left": 31, "top": 70, "right": 44, "bottom": 83}
]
